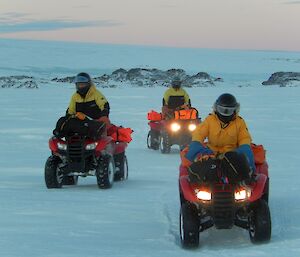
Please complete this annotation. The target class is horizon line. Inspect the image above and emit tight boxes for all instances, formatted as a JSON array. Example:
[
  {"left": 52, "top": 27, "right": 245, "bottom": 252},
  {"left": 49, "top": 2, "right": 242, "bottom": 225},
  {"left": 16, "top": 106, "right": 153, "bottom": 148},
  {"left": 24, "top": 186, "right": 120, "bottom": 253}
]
[{"left": 0, "top": 36, "right": 300, "bottom": 54}]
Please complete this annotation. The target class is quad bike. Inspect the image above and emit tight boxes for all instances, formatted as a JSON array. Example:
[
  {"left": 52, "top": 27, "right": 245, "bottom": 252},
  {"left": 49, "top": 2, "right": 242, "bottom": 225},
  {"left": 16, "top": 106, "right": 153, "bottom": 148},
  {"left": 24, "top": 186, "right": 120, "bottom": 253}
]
[
  {"left": 147, "top": 108, "right": 200, "bottom": 153},
  {"left": 179, "top": 145, "right": 271, "bottom": 248},
  {"left": 45, "top": 125, "right": 131, "bottom": 189}
]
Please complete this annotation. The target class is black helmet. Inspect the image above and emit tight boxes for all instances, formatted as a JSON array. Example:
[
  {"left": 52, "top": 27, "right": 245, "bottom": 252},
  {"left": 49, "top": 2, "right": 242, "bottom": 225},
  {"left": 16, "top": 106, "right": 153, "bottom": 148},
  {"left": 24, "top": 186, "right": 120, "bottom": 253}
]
[
  {"left": 74, "top": 72, "right": 92, "bottom": 97},
  {"left": 213, "top": 93, "right": 240, "bottom": 123},
  {"left": 171, "top": 77, "right": 182, "bottom": 89}
]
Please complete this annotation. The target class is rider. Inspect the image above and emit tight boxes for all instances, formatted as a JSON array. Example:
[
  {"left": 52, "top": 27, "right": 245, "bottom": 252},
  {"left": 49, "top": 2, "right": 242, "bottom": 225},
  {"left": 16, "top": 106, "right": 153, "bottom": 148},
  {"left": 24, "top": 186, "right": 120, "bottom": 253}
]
[
  {"left": 67, "top": 72, "right": 110, "bottom": 120},
  {"left": 184, "top": 93, "right": 255, "bottom": 171},
  {"left": 162, "top": 78, "right": 191, "bottom": 116}
]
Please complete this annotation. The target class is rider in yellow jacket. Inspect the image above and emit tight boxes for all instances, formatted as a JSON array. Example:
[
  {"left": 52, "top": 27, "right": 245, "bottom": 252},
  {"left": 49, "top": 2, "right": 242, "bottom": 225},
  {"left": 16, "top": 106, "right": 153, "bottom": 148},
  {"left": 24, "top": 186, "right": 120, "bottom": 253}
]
[
  {"left": 192, "top": 113, "right": 251, "bottom": 153},
  {"left": 163, "top": 78, "right": 191, "bottom": 110},
  {"left": 67, "top": 72, "right": 110, "bottom": 119},
  {"left": 185, "top": 93, "right": 255, "bottom": 170}
]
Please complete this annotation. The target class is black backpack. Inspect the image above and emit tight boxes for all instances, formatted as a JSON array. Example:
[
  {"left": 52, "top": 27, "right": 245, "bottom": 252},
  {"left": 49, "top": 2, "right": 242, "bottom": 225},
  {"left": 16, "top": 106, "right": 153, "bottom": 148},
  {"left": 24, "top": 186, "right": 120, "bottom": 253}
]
[
  {"left": 188, "top": 152, "right": 251, "bottom": 184},
  {"left": 53, "top": 116, "right": 106, "bottom": 140},
  {"left": 220, "top": 151, "right": 251, "bottom": 184},
  {"left": 188, "top": 157, "right": 219, "bottom": 184}
]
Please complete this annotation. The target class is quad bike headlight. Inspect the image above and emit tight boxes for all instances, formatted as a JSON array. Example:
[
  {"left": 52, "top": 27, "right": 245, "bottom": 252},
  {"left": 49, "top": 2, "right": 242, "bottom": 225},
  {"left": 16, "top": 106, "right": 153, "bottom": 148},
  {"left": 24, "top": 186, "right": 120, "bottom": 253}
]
[
  {"left": 171, "top": 122, "right": 181, "bottom": 132},
  {"left": 85, "top": 142, "right": 98, "bottom": 150},
  {"left": 195, "top": 189, "right": 212, "bottom": 201},
  {"left": 188, "top": 124, "right": 197, "bottom": 132},
  {"left": 234, "top": 188, "right": 251, "bottom": 201},
  {"left": 57, "top": 142, "right": 67, "bottom": 151}
]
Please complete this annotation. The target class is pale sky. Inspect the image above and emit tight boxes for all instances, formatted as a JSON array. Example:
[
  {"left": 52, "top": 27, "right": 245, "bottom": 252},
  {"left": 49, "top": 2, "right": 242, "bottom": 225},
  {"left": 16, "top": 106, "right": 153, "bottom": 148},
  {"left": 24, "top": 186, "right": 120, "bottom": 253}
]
[{"left": 0, "top": 0, "right": 300, "bottom": 51}]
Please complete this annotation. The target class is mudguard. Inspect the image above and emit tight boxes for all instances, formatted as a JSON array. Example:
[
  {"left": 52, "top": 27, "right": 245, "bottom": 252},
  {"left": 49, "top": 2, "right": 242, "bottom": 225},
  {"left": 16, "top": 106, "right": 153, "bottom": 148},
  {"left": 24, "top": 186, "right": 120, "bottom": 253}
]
[
  {"left": 249, "top": 174, "right": 268, "bottom": 202},
  {"left": 49, "top": 137, "right": 66, "bottom": 153},
  {"left": 95, "top": 136, "right": 113, "bottom": 153},
  {"left": 49, "top": 137, "right": 59, "bottom": 152},
  {"left": 148, "top": 121, "right": 163, "bottom": 131},
  {"left": 255, "top": 162, "right": 269, "bottom": 177},
  {"left": 114, "top": 142, "right": 128, "bottom": 155},
  {"left": 179, "top": 164, "right": 189, "bottom": 177},
  {"left": 179, "top": 176, "right": 198, "bottom": 202}
]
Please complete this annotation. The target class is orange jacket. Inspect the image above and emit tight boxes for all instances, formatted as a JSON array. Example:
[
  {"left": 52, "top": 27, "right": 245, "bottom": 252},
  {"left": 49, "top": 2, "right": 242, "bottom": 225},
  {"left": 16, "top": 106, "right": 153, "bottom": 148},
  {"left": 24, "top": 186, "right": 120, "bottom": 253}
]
[{"left": 192, "top": 113, "right": 252, "bottom": 153}]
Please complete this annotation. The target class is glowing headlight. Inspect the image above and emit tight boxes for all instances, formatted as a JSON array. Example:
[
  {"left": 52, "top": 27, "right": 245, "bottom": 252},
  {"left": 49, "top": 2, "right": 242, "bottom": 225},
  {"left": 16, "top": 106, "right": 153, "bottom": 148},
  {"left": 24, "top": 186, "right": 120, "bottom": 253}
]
[
  {"left": 195, "top": 190, "right": 212, "bottom": 201},
  {"left": 235, "top": 189, "right": 251, "bottom": 201},
  {"left": 57, "top": 142, "right": 67, "bottom": 151},
  {"left": 188, "top": 124, "right": 197, "bottom": 132},
  {"left": 171, "top": 123, "right": 181, "bottom": 132},
  {"left": 85, "top": 142, "right": 98, "bottom": 150}
]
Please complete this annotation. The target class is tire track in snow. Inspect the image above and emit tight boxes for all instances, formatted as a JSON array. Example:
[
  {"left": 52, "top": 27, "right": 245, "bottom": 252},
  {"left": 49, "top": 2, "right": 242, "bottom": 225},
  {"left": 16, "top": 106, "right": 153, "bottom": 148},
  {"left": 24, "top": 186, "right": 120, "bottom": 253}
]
[{"left": 163, "top": 203, "right": 181, "bottom": 246}]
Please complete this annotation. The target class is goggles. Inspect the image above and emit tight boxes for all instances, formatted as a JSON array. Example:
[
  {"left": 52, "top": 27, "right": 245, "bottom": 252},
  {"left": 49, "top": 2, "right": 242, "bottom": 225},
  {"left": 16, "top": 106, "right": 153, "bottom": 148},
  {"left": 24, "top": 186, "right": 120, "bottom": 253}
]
[
  {"left": 74, "top": 75, "right": 90, "bottom": 84},
  {"left": 216, "top": 105, "right": 237, "bottom": 116},
  {"left": 172, "top": 80, "right": 182, "bottom": 87}
]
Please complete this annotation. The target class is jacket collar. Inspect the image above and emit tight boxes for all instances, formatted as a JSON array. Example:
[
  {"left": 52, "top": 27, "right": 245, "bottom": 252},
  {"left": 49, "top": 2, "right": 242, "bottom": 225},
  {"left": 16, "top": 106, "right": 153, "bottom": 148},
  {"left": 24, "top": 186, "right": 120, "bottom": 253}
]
[{"left": 78, "top": 84, "right": 96, "bottom": 99}]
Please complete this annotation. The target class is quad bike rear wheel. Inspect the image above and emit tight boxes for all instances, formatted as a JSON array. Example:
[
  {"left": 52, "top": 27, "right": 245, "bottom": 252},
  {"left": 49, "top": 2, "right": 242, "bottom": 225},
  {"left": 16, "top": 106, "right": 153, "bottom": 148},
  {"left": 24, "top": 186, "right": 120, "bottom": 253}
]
[{"left": 114, "top": 153, "right": 128, "bottom": 181}]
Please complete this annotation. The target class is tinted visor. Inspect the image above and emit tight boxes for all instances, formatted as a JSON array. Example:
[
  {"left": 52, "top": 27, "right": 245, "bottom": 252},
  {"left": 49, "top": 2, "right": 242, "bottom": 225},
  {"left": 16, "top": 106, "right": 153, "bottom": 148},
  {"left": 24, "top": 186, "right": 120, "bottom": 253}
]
[
  {"left": 216, "top": 105, "right": 236, "bottom": 116},
  {"left": 172, "top": 80, "right": 182, "bottom": 88},
  {"left": 74, "top": 75, "right": 90, "bottom": 84}
]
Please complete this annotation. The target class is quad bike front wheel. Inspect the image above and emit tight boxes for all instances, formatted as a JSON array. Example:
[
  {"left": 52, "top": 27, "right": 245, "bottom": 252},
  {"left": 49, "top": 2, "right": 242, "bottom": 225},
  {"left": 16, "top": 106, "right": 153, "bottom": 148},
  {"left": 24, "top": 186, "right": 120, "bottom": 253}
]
[
  {"left": 249, "top": 199, "right": 271, "bottom": 243},
  {"left": 180, "top": 202, "right": 200, "bottom": 248},
  {"left": 160, "top": 131, "right": 171, "bottom": 154},
  {"left": 45, "top": 155, "right": 63, "bottom": 189},
  {"left": 96, "top": 155, "right": 115, "bottom": 189}
]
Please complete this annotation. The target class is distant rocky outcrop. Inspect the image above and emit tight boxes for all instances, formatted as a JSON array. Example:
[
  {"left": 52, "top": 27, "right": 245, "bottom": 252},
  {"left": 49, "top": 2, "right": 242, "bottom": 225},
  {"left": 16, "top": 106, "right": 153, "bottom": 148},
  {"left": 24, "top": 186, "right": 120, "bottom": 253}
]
[
  {"left": 262, "top": 72, "right": 300, "bottom": 87},
  {"left": 51, "top": 76, "right": 75, "bottom": 83},
  {"left": 92, "top": 68, "right": 221, "bottom": 87},
  {"left": 0, "top": 68, "right": 223, "bottom": 89},
  {"left": 0, "top": 76, "right": 38, "bottom": 88}
]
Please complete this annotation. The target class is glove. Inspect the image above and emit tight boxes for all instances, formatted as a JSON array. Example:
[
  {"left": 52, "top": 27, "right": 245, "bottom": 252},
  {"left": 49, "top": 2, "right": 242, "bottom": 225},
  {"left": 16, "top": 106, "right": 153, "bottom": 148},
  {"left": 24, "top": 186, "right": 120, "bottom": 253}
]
[
  {"left": 75, "top": 112, "right": 86, "bottom": 120},
  {"left": 216, "top": 153, "right": 225, "bottom": 160},
  {"left": 181, "top": 104, "right": 190, "bottom": 110},
  {"left": 98, "top": 116, "right": 111, "bottom": 127}
]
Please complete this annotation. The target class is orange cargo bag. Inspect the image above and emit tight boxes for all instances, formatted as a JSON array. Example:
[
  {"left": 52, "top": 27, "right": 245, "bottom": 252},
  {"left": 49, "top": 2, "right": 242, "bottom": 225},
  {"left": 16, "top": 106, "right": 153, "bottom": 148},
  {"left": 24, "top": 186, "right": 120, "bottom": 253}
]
[
  {"left": 251, "top": 143, "right": 266, "bottom": 164},
  {"left": 117, "top": 128, "right": 133, "bottom": 143},
  {"left": 109, "top": 126, "right": 133, "bottom": 143},
  {"left": 147, "top": 110, "right": 162, "bottom": 121},
  {"left": 174, "top": 108, "right": 198, "bottom": 120}
]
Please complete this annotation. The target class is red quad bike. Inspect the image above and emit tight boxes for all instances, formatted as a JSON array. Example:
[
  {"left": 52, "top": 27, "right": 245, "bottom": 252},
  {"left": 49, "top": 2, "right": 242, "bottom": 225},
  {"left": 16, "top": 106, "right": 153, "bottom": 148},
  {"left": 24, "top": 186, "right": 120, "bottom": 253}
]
[
  {"left": 147, "top": 108, "right": 200, "bottom": 153},
  {"left": 179, "top": 145, "right": 271, "bottom": 248},
  {"left": 45, "top": 127, "right": 130, "bottom": 189}
]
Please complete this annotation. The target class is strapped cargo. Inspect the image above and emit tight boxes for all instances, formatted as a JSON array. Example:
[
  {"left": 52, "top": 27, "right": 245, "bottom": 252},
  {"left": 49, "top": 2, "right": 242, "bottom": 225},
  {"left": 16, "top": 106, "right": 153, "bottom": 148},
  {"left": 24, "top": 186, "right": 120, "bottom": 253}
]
[
  {"left": 251, "top": 143, "right": 266, "bottom": 164},
  {"left": 174, "top": 108, "right": 198, "bottom": 120},
  {"left": 147, "top": 110, "right": 162, "bottom": 121},
  {"left": 108, "top": 125, "right": 133, "bottom": 143}
]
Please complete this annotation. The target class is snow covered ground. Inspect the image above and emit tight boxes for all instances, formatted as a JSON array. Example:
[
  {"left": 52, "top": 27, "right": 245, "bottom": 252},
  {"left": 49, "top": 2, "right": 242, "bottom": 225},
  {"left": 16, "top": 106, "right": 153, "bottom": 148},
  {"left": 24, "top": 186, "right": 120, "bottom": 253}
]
[{"left": 1, "top": 39, "right": 300, "bottom": 256}]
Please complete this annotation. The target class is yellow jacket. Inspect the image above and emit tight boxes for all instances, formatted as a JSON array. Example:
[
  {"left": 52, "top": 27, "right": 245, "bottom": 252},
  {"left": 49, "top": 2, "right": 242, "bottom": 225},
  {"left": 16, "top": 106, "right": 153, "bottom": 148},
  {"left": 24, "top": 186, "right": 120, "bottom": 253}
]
[
  {"left": 163, "top": 87, "right": 190, "bottom": 106},
  {"left": 68, "top": 84, "right": 108, "bottom": 118},
  {"left": 192, "top": 113, "right": 252, "bottom": 153}
]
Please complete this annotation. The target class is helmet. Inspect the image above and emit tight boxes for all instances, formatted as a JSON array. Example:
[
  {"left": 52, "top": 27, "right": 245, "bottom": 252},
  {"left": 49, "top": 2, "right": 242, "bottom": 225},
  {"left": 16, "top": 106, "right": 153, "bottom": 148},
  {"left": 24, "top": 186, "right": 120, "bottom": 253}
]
[
  {"left": 74, "top": 72, "right": 92, "bottom": 97},
  {"left": 171, "top": 77, "right": 182, "bottom": 89},
  {"left": 213, "top": 93, "right": 240, "bottom": 123}
]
